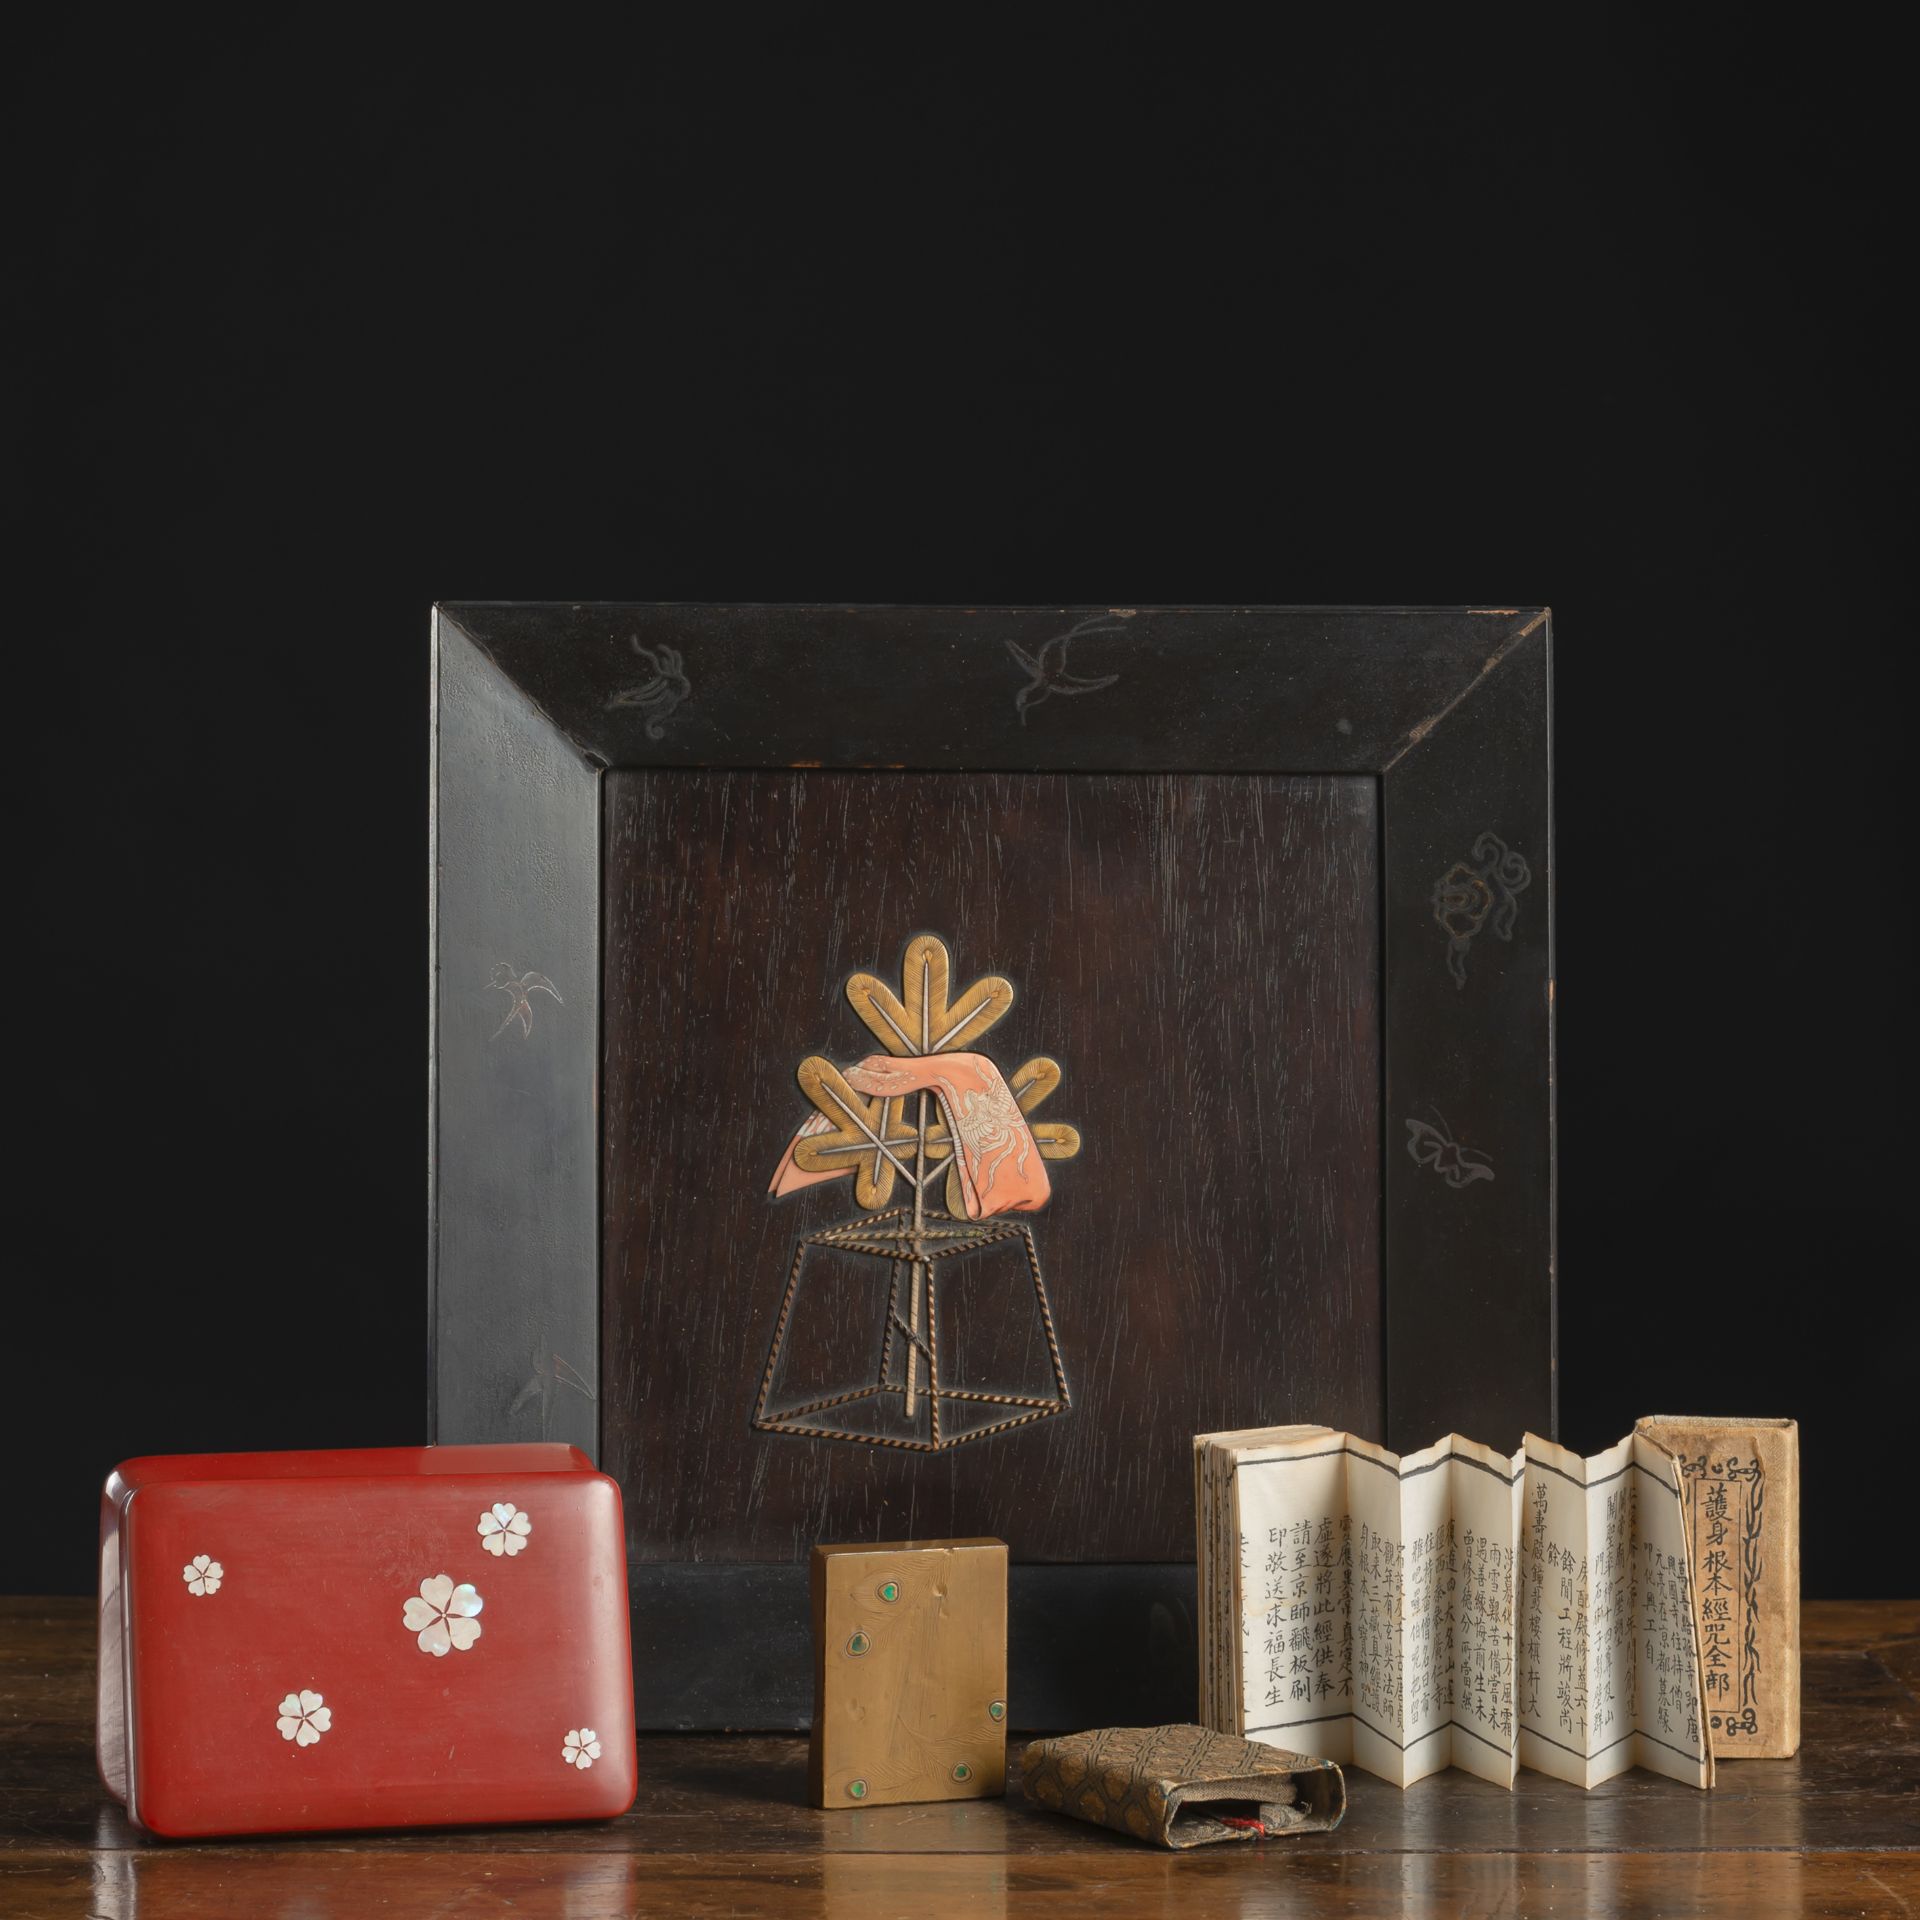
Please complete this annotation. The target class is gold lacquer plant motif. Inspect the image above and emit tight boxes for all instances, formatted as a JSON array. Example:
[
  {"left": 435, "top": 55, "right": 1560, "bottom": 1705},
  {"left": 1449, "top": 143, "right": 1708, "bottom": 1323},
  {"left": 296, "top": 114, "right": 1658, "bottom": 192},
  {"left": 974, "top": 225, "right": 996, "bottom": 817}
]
[{"left": 754, "top": 934, "right": 1080, "bottom": 1452}]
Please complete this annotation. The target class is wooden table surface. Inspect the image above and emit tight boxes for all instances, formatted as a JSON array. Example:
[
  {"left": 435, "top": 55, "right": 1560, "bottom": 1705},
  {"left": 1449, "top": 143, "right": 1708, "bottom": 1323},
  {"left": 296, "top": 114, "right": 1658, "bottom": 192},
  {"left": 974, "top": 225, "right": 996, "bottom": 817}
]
[{"left": 4, "top": 1597, "right": 1915, "bottom": 1918}]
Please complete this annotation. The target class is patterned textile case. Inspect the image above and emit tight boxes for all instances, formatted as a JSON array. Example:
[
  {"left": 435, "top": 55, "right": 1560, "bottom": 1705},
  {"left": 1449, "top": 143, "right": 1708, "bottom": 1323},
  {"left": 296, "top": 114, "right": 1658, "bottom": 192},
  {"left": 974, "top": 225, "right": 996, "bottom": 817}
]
[
  {"left": 1020, "top": 1724, "right": 1346, "bottom": 1849},
  {"left": 97, "top": 1443, "right": 635, "bottom": 1836}
]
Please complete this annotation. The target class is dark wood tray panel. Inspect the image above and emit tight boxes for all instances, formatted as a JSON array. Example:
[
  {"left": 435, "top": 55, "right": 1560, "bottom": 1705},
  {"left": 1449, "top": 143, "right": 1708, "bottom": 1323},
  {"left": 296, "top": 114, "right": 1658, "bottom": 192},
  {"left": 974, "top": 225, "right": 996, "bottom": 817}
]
[
  {"left": 429, "top": 604, "right": 1555, "bottom": 1726},
  {"left": 440, "top": 601, "right": 1539, "bottom": 774},
  {"left": 602, "top": 769, "right": 1381, "bottom": 1565}
]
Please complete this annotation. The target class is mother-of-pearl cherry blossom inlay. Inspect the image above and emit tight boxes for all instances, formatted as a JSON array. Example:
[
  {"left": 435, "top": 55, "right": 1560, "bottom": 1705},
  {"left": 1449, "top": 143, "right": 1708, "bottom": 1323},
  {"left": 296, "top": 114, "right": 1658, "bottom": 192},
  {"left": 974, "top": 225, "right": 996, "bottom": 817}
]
[
  {"left": 181, "top": 1554, "right": 224, "bottom": 1596},
  {"left": 275, "top": 1690, "right": 331, "bottom": 1746},
  {"left": 562, "top": 1726, "right": 602, "bottom": 1770},
  {"left": 478, "top": 1501, "right": 533, "bottom": 1556},
  {"left": 402, "top": 1574, "right": 483, "bottom": 1656}
]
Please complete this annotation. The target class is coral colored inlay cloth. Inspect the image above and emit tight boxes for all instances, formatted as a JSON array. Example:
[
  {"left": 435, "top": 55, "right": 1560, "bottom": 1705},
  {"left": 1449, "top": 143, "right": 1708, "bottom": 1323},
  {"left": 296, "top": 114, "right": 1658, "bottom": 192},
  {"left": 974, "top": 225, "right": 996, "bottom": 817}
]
[
  {"left": 766, "top": 1110, "right": 841, "bottom": 1198},
  {"left": 767, "top": 1053, "right": 1049, "bottom": 1218},
  {"left": 843, "top": 1052, "right": 1049, "bottom": 1218}
]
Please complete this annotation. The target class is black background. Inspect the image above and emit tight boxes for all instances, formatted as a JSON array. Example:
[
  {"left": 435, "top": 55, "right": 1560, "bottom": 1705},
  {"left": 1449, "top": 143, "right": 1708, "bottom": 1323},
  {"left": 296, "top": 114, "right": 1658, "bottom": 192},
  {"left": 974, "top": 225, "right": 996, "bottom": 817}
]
[{"left": 13, "top": 20, "right": 1909, "bottom": 1597}]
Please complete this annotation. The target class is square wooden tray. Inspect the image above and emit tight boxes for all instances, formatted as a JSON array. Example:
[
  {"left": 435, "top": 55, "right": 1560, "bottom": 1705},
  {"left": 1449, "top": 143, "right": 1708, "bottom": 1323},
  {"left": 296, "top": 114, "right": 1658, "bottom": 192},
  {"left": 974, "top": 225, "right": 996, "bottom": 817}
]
[{"left": 428, "top": 604, "right": 1554, "bottom": 1727}]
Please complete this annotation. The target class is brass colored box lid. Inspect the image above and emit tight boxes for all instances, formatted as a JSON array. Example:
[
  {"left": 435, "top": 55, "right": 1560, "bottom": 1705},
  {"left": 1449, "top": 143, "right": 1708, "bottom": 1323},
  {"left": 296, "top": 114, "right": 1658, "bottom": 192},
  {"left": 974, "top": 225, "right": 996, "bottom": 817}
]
[{"left": 809, "top": 1538, "right": 1008, "bottom": 1809}]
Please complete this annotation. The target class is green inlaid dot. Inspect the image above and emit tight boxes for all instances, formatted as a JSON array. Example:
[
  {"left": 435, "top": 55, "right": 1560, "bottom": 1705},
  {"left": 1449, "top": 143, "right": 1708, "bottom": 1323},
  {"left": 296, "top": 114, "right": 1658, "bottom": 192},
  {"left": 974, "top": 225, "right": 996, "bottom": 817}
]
[
  {"left": 847, "top": 1631, "right": 870, "bottom": 1656},
  {"left": 878, "top": 1580, "right": 899, "bottom": 1602},
  {"left": 988, "top": 1700, "right": 1006, "bottom": 1722},
  {"left": 848, "top": 1778, "right": 868, "bottom": 1799},
  {"left": 952, "top": 1762, "right": 972, "bottom": 1782}
]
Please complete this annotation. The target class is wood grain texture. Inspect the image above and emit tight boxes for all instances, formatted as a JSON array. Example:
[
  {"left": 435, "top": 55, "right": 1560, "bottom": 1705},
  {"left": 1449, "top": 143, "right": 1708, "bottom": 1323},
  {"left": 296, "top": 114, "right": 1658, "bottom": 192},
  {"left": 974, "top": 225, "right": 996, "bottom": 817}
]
[
  {"left": 17, "top": 1852, "right": 1917, "bottom": 1919},
  {"left": 810, "top": 1540, "right": 1007, "bottom": 1809},
  {"left": 1802, "top": 1600, "right": 1920, "bottom": 1652},
  {"left": 601, "top": 770, "right": 1383, "bottom": 1565},
  {"left": 3, "top": 1600, "right": 1914, "bottom": 1918}
]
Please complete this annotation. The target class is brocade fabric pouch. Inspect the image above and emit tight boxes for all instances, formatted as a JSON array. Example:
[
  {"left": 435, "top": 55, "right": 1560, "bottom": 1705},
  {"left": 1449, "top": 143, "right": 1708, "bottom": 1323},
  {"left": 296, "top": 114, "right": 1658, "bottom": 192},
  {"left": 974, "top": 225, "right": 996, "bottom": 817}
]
[{"left": 1020, "top": 1724, "right": 1346, "bottom": 1849}]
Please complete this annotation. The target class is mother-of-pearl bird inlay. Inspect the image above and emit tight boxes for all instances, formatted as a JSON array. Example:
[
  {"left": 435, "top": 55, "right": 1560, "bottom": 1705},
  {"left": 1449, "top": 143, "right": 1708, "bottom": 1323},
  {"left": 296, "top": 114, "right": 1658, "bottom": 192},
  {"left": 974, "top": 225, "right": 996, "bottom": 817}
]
[
  {"left": 1006, "top": 613, "right": 1126, "bottom": 724},
  {"left": 607, "top": 637, "right": 691, "bottom": 740},
  {"left": 489, "top": 963, "right": 562, "bottom": 1040}
]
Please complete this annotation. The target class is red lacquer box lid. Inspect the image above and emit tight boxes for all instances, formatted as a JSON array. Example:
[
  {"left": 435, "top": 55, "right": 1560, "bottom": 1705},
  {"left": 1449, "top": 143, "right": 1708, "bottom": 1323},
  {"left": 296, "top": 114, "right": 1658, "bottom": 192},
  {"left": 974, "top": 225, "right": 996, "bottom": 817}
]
[{"left": 98, "top": 1443, "right": 636, "bottom": 1837}]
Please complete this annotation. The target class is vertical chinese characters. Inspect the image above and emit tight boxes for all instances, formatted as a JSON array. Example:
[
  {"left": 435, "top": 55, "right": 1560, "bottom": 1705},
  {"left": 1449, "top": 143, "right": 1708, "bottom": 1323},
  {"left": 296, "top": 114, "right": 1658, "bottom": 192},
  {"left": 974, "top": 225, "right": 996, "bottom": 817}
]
[{"left": 1678, "top": 1452, "right": 1766, "bottom": 1741}]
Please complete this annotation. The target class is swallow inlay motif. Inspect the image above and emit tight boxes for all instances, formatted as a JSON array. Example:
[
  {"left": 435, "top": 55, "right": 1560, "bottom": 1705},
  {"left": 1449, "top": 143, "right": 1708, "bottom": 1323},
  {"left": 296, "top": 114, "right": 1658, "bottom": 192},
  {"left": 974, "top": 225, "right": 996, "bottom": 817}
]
[{"left": 1007, "top": 615, "right": 1124, "bottom": 725}]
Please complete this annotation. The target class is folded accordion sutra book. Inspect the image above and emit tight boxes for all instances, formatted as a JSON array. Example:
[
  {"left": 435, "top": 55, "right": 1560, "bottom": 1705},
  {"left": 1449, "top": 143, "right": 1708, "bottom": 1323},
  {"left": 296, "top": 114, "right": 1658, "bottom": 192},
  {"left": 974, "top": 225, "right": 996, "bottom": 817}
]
[{"left": 1194, "top": 1424, "right": 1715, "bottom": 1791}]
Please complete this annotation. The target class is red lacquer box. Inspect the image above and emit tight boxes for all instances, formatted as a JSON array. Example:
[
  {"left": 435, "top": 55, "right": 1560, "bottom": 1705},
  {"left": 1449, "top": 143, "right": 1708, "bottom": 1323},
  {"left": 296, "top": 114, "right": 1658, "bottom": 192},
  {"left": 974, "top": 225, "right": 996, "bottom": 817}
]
[{"left": 97, "top": 1443, "right": 637, "bottom": 1837}]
